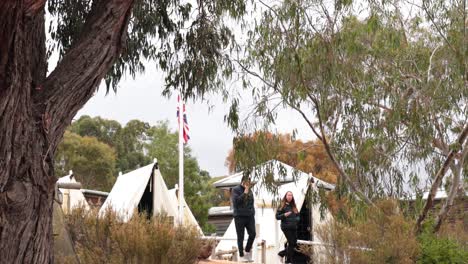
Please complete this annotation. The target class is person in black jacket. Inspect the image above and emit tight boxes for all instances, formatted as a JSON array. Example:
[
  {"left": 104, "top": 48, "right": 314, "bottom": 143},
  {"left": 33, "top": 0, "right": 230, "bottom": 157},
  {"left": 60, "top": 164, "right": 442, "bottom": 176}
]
[
  {"left": 231, "top": 177, "right": 256, "bottom": 261},
  {"left": 276, "top": 191, "right": 300, "bottom": 263}
]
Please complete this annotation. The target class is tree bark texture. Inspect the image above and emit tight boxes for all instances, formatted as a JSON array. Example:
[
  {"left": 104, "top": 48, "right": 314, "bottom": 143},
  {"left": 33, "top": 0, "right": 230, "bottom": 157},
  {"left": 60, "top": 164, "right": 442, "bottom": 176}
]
[
  {"left": 415, "top": 124, "right": 468, "bottom": 234},
  {"left": 433, "top": 142, "right": 468, "bottom": 232},
  {"left": 0, "top": 0, "right": 134, "bottom": 263}
]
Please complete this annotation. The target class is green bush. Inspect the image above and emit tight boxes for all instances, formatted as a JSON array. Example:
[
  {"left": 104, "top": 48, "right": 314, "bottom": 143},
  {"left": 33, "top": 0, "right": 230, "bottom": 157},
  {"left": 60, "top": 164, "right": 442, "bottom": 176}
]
[
  {"left": 417, "top": 232, "right": 468, "bottom": 264},
  {"left": 65, "top": 208, "right": 202, "bottom": 264}
]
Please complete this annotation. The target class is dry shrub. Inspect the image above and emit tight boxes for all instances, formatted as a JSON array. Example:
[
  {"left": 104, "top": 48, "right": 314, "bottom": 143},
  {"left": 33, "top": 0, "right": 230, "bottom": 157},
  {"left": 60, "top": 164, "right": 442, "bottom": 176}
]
[
  {"left": 65, "top": 207, "right": 202, "bottom": 264},
  {"left": 314, "top": 220, "right": 355, "bottom": 264},
  {"left": 54, "top": 255, "right": 80, "bottom": 264},
  {"left": 325, "top": 191, "right": 351, "bottom": 218},
  {"left": 198, "top": 239, "right": 219, "bottom": 260},
  {"left": 297, "top": 244, "right": 314, "bottom": 264},
  {"left": 315, "top": 199, "right": 420, "bottom": 264}
]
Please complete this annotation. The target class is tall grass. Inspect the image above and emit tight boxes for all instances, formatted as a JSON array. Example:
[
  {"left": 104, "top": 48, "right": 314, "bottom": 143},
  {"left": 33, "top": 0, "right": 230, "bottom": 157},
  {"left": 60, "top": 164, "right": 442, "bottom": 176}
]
[{"left": 65, "top": 207, "right": 202, "bottom": 264}]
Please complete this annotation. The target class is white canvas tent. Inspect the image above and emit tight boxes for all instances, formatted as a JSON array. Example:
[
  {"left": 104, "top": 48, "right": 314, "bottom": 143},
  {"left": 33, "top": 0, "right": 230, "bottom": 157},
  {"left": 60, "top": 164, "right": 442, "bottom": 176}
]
[
  {"left": 99, "top": 161, "right": 201, "bottom": 233},
  {"left": 57, "top": 172, "right": 90, "bottom": 213},
  {"left": 168, "top": 188, "right": 203, "bottom": 232},
  {"left": 212, "top": 160, "right": 334, "bottom": 263}
]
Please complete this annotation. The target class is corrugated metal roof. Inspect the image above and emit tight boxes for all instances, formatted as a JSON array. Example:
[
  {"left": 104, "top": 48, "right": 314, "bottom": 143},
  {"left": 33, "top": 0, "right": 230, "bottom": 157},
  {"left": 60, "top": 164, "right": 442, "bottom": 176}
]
[
  {"left": 57, "top": 173, "right": 90, "bottom": 212},
  {"left": 81, "top": 189, "right": 109, "bottom": 197},
  {"left": 409, "top": 189, "right": 468, "bottom": 200},
  {"left": 208, "top": 206, "right": 233, "bottom": 216}
]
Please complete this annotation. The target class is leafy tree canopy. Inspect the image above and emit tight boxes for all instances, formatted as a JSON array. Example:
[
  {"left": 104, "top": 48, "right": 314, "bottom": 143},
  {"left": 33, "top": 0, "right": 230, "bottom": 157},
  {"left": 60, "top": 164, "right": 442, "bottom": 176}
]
[
  {"left": 69, "top": 115, "right": 121, "bottom": 147},
  {"left": 70, "top": 115, "right": 152, "bottom": 173},
  {"left": 55, "top": 131, "right": 117, "bottom": 191},
  {"left": 47, "top": 0, "right": 247, "bottom": 98},
  {"left": 223, "top": 0, "right": 467, "bottom": 232}
]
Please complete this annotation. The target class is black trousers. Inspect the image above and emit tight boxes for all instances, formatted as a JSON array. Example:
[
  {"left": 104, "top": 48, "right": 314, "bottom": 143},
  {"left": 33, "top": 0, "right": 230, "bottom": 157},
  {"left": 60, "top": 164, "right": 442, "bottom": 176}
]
[
  {"left": 234, "top": 215, "right": 256, "bottom": 256},
  {"left": 282, "top": 227, "right": 297, "bottom": 263}
]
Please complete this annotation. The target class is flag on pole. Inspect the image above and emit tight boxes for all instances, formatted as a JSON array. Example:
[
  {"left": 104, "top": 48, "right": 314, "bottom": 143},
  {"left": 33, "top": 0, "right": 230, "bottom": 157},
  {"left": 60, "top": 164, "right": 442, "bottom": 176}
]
[
  {"left": 177, "top": 93, "right": 186, "bottom": 226},
  {"left": 177, "top": 95, "right": 190, "bottom": 143}
]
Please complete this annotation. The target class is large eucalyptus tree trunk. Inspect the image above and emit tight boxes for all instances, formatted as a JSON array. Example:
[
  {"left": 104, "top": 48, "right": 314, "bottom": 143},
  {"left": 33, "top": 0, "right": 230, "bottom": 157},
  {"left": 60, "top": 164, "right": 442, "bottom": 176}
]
[{"left": 0, "top": 1, "right": 134, "bottom": 263}]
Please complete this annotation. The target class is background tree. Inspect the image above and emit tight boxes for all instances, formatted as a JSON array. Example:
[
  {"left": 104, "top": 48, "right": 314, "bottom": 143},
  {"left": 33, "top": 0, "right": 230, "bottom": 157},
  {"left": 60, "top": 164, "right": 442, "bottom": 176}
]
[
  {"left": 55, "top": 131, "right": 116, "bottom": 191},
  {"left": 226, "top": 0, "right": 467, "bottom": 232},
  {"left": 70, "top": 116, "right": 152, "bottom": 173},
  {"left": 114, "top": 119, "right": 152, "bottom": 173},
  {"left": 0, "top": 0, "right": 246, "bottom": 262},
  {"left": 69, "top": 115, "right": 122, "bottom": 147}
]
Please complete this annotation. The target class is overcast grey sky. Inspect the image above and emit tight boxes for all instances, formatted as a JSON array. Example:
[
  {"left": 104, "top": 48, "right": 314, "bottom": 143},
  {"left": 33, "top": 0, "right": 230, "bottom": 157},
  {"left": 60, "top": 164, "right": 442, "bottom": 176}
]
[{"left": 74, "top": 65, "right": 314, "bottom": 177}]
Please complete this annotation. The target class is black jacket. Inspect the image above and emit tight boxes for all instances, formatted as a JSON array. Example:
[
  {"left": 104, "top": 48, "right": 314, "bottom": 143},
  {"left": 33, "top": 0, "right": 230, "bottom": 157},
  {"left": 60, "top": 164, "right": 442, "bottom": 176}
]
[
  {"left": 231, "top": 185, "right": 255, "bottom": 217},
  {"left": 276, "top": 203, "right": 300, "bottom": 229}
]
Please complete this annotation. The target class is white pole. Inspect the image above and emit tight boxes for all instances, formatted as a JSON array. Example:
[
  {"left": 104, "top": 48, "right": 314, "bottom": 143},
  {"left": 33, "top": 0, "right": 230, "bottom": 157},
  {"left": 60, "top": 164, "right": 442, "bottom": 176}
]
[
  {"left": 152, "top": 158, "right": 157, "bottom": 218},
  {"left": 178, "top": 93, "right": 184, "bottom": 226},
  {"left": 253, "top": 218, "right": 259, "bottom": 262}
]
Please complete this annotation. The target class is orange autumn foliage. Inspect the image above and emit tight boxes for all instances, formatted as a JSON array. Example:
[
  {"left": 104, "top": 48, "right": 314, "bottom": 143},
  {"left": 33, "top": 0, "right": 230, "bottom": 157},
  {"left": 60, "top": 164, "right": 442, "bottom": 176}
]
[{"left": 225, "top": 133, "right": 339, "bottom": 184}]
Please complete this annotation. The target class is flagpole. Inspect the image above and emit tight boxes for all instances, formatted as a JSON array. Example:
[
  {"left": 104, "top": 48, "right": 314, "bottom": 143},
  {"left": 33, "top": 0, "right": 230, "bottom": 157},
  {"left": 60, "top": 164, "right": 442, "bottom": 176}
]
[{"left": 178, "top": 92, "right": 184, "bottom": 226}]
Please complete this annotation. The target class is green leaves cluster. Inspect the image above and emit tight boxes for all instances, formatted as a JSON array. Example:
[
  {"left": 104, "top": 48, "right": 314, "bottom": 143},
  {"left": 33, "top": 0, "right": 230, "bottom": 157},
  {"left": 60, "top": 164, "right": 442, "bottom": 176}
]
[
  {"left": 55, "top": 131, "right": 117, "bottom": 191},
  {"left": 68, "top": 116, "right": 151, "bottom": 173},
  {"left": 418, "top": 228, "right": 468, "bottom": 263},
  {"left": 47, "top": 0, "right": 247, "bottom": 98}
]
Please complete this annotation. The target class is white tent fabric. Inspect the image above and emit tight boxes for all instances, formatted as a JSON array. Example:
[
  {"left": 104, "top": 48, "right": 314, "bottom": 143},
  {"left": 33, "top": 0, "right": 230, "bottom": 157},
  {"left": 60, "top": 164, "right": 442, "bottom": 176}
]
[
  {"left": 57, "top": 173, "right": 90, "bottom": 213},
  {"left": 99, "top": 163, "right": 156, "bottom": 222},
  {"left": 168, "top": 188, "right": 203, "bottom": 234},
  {"left": 153, "top": 168, "right": 179, "bottom": 217},
  {"left": 153, "top": 168, "right": 202, "bottom": 233},
  {"left": 99, "top": 162, "right": 202, "bottom": 233},
  {"left": 214, "top": 161, "right": 333, "bottom": 263}
]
